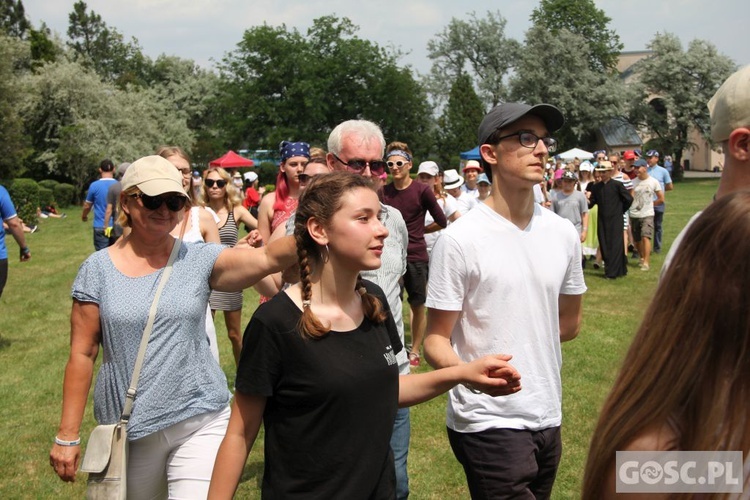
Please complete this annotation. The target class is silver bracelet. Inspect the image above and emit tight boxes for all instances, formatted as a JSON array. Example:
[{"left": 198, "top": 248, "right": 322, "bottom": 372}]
[{"left": 54, "top": 436, "right": 81, "bottom": 446}]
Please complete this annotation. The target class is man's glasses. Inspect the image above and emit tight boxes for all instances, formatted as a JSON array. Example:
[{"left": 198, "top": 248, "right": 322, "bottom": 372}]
[
  {"left": 387, "top": 160, "right": 409, "bottom": 169},
  {"left": 130, "top": 193, "right": 187, "bottom": 212},
  {"left": 204, "top": 179, "right": 227, "bottom": 188},
  {"left": 331, "top": 153, "right": 387, "bottom": 175},
  {"left": 176, "top": 168, "right": 191, "bottom": 177},
  {"left": 496, "top": 132, "right": 557, "bottom": 153}
]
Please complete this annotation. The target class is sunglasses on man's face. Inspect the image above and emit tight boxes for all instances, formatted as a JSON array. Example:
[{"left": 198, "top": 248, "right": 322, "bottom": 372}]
[
  {"left": 331, "top": 153, "right": 387, "bottom": 176},
  {"left": 204, "top": 179, "right": 227, "bottom": 188},
  {"left": 130, "top": 193, "right": 187, "bottom": 212}
]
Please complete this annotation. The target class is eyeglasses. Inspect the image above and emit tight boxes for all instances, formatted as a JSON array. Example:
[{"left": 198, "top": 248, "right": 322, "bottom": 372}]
[
  {"left": 176, "top": 168, "right": 191, "bottom": 177},
  {"left": 331, "top": 153, "right": 387, "bottom": 176},
  {"left": 496, "top": 132, "right": 557, "bottom": 153},
  {"left": 130, "top": 193, "right": 187, "bottom": 212},
  {"left": 387, "top": 160, "right": 409, "bottom": 169},
  {"left": 204, "top": 179, "right": 227, "bottom": 188}
]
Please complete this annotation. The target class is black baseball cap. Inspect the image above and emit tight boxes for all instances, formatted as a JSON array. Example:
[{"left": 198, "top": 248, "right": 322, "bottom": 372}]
[{"left": 478, "top": 102, "right": 565, "bottom": 145}]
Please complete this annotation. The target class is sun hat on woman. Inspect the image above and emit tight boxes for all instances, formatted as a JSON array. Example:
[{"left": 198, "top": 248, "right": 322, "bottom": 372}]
[{"left": 122, "top": 155, "right": 188, "bottom": 197}]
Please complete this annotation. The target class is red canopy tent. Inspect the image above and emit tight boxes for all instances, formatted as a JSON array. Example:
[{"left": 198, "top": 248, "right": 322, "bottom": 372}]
[{"left": 208, "top": 150, "right": 254, "bottom": 168}]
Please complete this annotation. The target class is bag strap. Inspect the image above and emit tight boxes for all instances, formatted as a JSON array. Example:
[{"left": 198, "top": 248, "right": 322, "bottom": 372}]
[{"left": 120, "top": 236, "right": 182, "bottom": 423}]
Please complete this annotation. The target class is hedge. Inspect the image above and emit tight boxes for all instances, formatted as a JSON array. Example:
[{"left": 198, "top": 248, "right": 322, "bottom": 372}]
[
  {"left": 53, "top": 183, "right": 76, "bottom": 208},
  {"left": 8, "top": 178, "right": 39, "bottom": 227},
  {"left": 38, "top": 187, "right": 55, "bottom": 211},
  {"left": 38, "top": 179, "right": 60, "bottom": 191}
]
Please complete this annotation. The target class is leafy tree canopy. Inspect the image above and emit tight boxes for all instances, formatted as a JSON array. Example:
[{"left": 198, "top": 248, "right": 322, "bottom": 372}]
[
  {"left": 0, "top": 33, "right": 31, "bottom": 178},
  {"left": 435, "top": 73, "right": 485, "bottom": 168},
  {"left": 67, "top": 1, "right": 149, "bottom": 87},
  {"left": 426, "top": 11, "right": 519, "bottom": 109},
  {"left": 0, "top": 0, "right": 30, "bottom": 38},
  {"left": 510, "top": 25, "right": 629, "bottom": 149},
  {"left": 218, "top": 16, "right": 430, "bottom": 154},
  {"left": 530, "top": 0, "right": 623, "bottom": 73},
  {"left": 628, "top": 32, "right": 736, "bottom": 179},
  {"left": 20, "top": 60, "right": 193, "bottom": 194}
]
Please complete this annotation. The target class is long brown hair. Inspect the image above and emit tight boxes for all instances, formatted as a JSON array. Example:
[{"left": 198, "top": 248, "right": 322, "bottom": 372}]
[
  {"left": 293, "top": 172, "right": 387, "bottom": 339},
  {"left": 582, "top": 191, "right": 750, "bottom": 498}
]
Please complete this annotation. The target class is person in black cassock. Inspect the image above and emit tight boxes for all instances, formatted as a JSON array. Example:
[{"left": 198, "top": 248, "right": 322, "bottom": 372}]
[{"left": 587, "top": 161, "right": 633, "bottom": 279}]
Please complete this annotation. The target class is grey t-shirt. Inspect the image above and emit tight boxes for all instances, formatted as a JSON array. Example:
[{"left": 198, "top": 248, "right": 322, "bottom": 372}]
[
  {"left": 551, "top": 190, "right": 589, "bottom": 233},
  {"left": 72, "top": 242, "right": 230, "bottom": 440}
]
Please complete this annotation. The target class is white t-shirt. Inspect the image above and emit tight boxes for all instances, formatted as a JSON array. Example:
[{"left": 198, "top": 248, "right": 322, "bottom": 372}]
[
  {"left": 630, "top": 176, "right": 662, "bottom": 218},
  {"left": 424, "top": 194, "right": 459, "bottom": 256},
  {"left": 455, "top": 191, "right": 477, "bottom": 214},
  {"left": 461, "top": 184, "right": 480, "bottom": 199},
  {"left": 426, "top": 203, "right": 587, "bottom": 432}
]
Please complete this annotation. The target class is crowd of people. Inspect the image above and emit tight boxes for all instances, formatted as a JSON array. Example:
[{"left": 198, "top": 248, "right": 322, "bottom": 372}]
[{"left": 42, "top": 63, "right": 750, "bottom": 499}]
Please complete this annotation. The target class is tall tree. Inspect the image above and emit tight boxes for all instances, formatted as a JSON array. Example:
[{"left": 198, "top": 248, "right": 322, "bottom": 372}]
[
  {"left": 218, "top": 16, "right": 430, "bottom": 154},
  {"left": 426, "top": 11, "right": 519, "bottom": 108},
  {"left": 20, "top": 60, "right": 193, "bottom": 194},
  {"left": 26, "top": 23, "right": 61, "bottom": 68},
  {"left": 628, "top": 33, "right": 736, "bottom": 181},
  {"left": 145, "top": 55, "right": 222, "bottom": 164},
  {"left": 530, "top": 0, "right": 623, "bottom": 73},
  {"left": 510, "top": 26, "right": 629, "bottom": 149},
  {"left": 0, "top": 33, "right": 31, "bottom": 178},
  {"left": 0, "top": 0, "right": 30, "bottom": 38},
  {"left": 435, "top": 73, "right": 485, "bottom": 168},
  {"left": 67, "top": 1, "right": 149, "bottom": 87}
]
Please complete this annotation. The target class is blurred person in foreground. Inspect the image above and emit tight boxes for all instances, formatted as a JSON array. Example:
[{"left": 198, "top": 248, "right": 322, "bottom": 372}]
[
  {"left": 663, "top": 65, "right": 750, "bottom": 272},
  {"left": 582, "top": 190, "right": 750, "bottom": 498}
]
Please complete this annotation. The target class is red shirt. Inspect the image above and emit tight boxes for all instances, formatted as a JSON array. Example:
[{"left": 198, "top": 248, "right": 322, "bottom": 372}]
[{"left": 243, "top": 187, "right": 260, "bottom": 209}]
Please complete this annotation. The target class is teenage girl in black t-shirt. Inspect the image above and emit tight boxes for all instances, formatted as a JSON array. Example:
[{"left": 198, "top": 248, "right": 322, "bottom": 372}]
[{"left": 208, "top": 172, "right": 522, "bottom": 499}]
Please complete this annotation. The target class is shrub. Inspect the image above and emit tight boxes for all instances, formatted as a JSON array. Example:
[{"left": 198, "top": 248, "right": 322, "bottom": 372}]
[
  {"left": 38, "top": 187, "right": 55, "bottom": 210},
  {"left": 38, "top": 179, "right": 60, "bottom": 191},
  {"left": 53, "top": 183, "right": 76, "bottom": 208},
  {"left": 8, "top": 178, "right": 39, "bottom": 226}
]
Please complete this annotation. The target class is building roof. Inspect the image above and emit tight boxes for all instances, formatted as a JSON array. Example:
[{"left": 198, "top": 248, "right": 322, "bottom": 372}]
[{"left": 600, "top": 117, "right": 642, "bottom": 147}]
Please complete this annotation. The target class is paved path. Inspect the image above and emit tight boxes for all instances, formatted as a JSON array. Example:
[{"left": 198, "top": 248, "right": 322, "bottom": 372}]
[{"left": 682, "top": 170, "right": 721, "bottom": 179}]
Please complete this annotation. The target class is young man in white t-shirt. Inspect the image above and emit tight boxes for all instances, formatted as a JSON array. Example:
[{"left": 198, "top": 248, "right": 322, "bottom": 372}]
[
  {"left": 630, "top": 159, "right": 663, "bottom": 271},
  {"left": 424, "top": 102, "right": 586, "bottom": 498}
]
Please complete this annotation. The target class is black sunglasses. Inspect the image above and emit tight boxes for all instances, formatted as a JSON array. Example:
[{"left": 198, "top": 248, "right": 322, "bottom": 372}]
[
  {"left": 130, "top": 193, "right": 187, "bottom": 212},
  {"left": 204, "top": 178, "right": 227, "bottom": 188},
  {"left": 331, "top": 153, "right": 387, "bottom": 175},
  {"left": 387, "top": 160, "right": 409, "bottom": 169}
]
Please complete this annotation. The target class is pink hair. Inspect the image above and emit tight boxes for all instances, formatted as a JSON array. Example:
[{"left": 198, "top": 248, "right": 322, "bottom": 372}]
[{"left": 273, "top": 170, "right": 291, "bottom": 211}]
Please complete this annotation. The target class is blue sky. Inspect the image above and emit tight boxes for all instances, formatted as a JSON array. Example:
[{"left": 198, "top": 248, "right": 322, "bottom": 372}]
[{"left": 23, "top": 0, "right": 748, "bottom": 74}]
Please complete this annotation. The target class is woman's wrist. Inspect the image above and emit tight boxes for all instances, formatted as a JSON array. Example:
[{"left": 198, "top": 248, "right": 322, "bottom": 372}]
[{"left": 54, "top": 435, "right": 81, "bottom": 446}]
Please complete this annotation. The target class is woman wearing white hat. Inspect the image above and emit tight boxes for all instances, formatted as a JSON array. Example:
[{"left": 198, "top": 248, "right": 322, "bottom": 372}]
[
  {"left": 443, "top": 169, "right": 477, "bottom": 215},
  {"left": 416, "top": 161, "right": 461, "bottom": 256},
  {"left": 50, "top": 156, "right": 296, "bottom": 498}
]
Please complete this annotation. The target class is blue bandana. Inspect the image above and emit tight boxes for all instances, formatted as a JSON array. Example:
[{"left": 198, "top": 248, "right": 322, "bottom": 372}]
[
  {"left": 386, "top": 149, "right": 412, "bottom": 162},
  {"left": 279, "top": 141, "right": 311, "bottom": 163}
]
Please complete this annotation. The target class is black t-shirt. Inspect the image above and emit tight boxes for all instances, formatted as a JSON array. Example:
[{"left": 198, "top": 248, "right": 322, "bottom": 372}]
[{"left": 236, "top": 280, "right": 403, "bottom": 499}]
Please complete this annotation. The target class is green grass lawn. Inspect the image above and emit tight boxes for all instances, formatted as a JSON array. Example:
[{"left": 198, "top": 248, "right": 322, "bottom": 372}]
[{"left": 0, "top": 178, "right": 718, "bottom": 499}]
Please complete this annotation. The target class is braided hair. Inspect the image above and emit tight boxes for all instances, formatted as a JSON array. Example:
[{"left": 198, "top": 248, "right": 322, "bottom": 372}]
[{"left": 294, "top": 171, "right": 387, "bottom": 339}]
